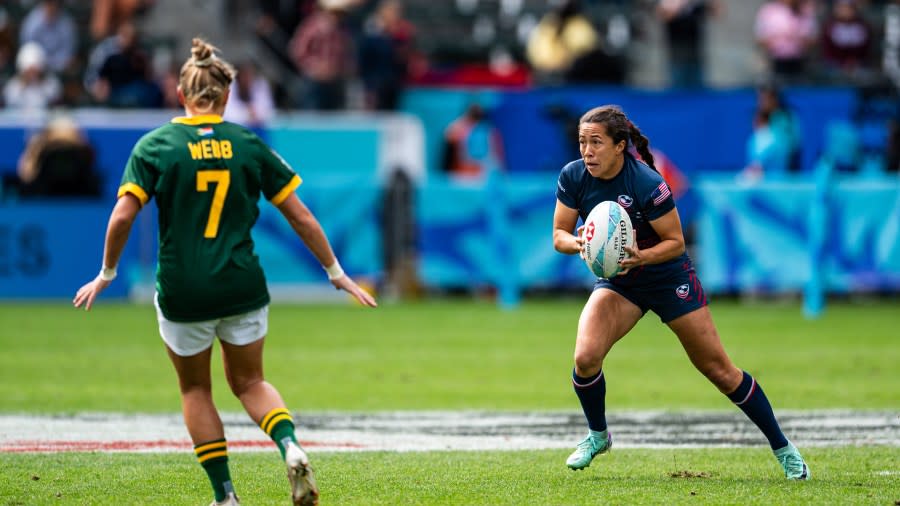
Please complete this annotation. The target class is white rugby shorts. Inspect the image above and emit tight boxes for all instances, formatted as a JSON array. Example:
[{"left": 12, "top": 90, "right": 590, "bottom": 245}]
[{"left": 154, "top": 293, "right": 269, "bottom": 356}]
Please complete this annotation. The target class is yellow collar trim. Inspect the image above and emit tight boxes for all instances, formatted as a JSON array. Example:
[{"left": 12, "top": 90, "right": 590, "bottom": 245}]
[{"left": 171, "top": 115, "right": 224, "bottom": 125}]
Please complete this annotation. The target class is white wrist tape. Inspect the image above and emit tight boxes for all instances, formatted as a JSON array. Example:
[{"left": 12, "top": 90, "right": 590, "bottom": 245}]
[
  {"left": 99, "top": 265, "right": 117, "bottom": 281},
  {"left": 323, "top": 260, "right": 344, "bottom": 280}
]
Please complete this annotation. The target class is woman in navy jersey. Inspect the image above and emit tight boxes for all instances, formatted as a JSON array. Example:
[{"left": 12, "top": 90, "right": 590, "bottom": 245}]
[{"left": 552, "top": 105, "right": 809, "bottom": 479}]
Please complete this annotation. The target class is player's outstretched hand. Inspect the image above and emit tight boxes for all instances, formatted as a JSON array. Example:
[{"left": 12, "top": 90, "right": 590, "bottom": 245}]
[
  {"left": 331, "top": 275, "right": 378, "bottom": 307},
  {"left": 73, "top": 276, "right": 113, "bottom": 311}
]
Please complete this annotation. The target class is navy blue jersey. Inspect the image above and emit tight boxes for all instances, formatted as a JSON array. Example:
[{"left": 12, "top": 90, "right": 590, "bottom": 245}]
[{"left": 556, "top": 153, "right": 689, "bottom": 285}]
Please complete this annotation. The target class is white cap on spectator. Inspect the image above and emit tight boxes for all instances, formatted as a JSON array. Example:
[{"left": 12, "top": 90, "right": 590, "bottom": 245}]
[
  {"left": 319, "top": 0, "right": 355, "bottom": 11},
  {"left": 16, "top": 42, "right": 46, "bottom": 73}
]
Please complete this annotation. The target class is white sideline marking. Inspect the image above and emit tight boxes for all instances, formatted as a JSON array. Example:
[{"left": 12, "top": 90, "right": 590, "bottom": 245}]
[{"left": 0, "top": 411, "right": 897, "bottom": 453}]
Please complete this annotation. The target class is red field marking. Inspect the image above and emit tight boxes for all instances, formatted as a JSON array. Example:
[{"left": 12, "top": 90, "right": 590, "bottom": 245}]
[{"left": 0, "top": 440, "right": 366, "bottom": 453}]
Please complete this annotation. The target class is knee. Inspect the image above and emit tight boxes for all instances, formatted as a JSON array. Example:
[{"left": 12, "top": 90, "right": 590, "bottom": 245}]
[
  {"left": 227, "top": 375, "right": 263, "bottom": 398},
  {"left": 573, "top": 351, "right": 603, "bottom": 377},
  {"left": 698, "top": 362, "right": 740, "bottom": 392},
  {"left": 179, "top": 382, "right": 212, "bottom": 398}
]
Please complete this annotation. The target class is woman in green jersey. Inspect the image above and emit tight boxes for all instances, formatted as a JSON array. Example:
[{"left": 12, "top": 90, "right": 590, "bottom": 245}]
[{"left": 74, "top": 38, "right": 376, "bottom": 506}]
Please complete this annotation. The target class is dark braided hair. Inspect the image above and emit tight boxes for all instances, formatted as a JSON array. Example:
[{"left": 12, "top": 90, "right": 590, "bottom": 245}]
[{"left": 579, "top": 105, "right": 657, "bottom": 172}]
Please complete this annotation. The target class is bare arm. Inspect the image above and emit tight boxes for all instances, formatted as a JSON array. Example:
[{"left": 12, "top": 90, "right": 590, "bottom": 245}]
[
  {"left": 552, "top": 199, "right": 584, "bottom": 256},
  {"left": 276, "top": 192, "right": 339, "bottom": 267},
  {"left": 620, "top": 207, "right": 686, "bottom": 272},
  {"left": 73, "top": 194, "right": 141, "bottom": 310},
  {"left": 276, "top": 193, "right": 377, "bottom": 307}
]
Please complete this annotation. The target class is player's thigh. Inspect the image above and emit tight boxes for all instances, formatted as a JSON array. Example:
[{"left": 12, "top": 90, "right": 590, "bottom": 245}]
[
  {"left": 217, "top": 306, "right": 269, "bottom": 389},
  {"left": 667, "top": 307, "right": 740, "bottom": 391},
  {"left": 575, "top": 287, "right": 643, "bottom": 367},
  {"left": 166, "top": 345, "right": 214, "bottom": 392},
  {"left": 220, "top": 338, "right": 267, "bottom": 396}
]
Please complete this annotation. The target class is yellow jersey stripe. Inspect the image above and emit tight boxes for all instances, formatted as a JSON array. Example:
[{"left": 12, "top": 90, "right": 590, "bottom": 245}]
[
  {"left": 171, "top": 114, "right": 224, "bottom": 125},
  {"left": 260, "top": 408, "right": 290, "bottom": 432},
  {"left": 197, "top": 450, "right": 228, "bottom": 463},
  {"left": 264, "top": 413, "right": 295, "bottom": 436},
  {"left": 118, "top": 183, "right": 149, "bottom": 206},
  {"left": 194, "top": 441, "right": 227, "bottom": 455},
  {"left": 270, "top": 174, "right": 302, "bottom": 206}
]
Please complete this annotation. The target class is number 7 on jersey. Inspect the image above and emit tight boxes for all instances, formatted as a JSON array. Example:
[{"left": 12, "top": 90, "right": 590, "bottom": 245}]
[{"left": 196, "top": 170, "right": 230, "bottom": 238}]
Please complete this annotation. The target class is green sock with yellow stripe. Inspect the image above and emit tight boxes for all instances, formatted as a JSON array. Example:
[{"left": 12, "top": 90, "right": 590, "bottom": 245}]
[
  {"left": 194, "top": 438, "right": 233, "bottom": 502},
  {"left": 260, "top": 407, "right": 297, "bottom": 460}
]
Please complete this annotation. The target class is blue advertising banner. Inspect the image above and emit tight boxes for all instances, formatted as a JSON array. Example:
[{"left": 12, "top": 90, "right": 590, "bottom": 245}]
[
  {"left": 0, "top": 202, "right": 133, "bottom": 299},
  {"left": 0, "top": 180, "right": 383, "bottom": 300},
  {"left": 696, "top": 176, "right": 900, "bottom": 293}
]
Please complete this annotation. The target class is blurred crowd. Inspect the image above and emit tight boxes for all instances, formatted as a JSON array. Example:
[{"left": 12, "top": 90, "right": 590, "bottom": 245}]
[
  {"left": 2, "top": 0, "right": 900, "bottom": 117},
  {"left": 0, "top": 0, "right": 424, "bottom": 119},
  {"left": 2, "top": 0, "right": 900, "bottom": 199}
]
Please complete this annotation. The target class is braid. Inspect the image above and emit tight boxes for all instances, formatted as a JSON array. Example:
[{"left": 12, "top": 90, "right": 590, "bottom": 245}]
[{"left": 628, "top": 123, "right": 656, "bottom": 171}]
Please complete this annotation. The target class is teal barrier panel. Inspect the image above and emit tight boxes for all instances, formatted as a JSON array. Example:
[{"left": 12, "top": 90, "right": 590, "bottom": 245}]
[
  {"left": 696, "top": 176, "right": 900, "bottom": 294},
  {"left": 253, "top": 179, "right": 384, "bottom": 286},
  {"left": 416, "top": 174, "right": 593, "bottom": 292},
  {"left": 267, "top": 127, "right": 379, "bottom": 180}
]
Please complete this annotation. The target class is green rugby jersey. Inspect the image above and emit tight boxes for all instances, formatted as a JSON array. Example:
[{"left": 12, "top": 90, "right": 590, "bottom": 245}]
[{"left": 118, "top": 114, "right": 301, "bottom": 322}]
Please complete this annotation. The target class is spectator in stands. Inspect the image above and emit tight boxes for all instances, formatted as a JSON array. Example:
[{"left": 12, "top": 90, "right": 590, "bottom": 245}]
[
  {"left": 255, "top": 1, "right": 312, "bottom": 75},
  {"left": 754, "top": 0, "right": 817, "bottom": 83},
  {"left": 656, "top": 0, "right": 721, "bottom": 88},
  {"left": 90, "top": 0, "right": 153, "bottom": 41},
  {"left": 224, "top": 60, "right": 276, "bottom": 127},
  {"left": 84, "top": 22, "right": 162, "bottom": 108},
  {"left": 288, "top": 0, "right": 358, "bottom": 110},
  {"left": 525, "top": 0, "right": 600, "bottom": 84},
  {"left": 19, "top": 0, "right": 77, "bottom": 75},
  {"left": 884, "top": 0, "right": 900, "bottom": 90},
  {"left": 441, "top": 103, "right": 505, "bottom": 180},
  {"left": 0, "top": 6, "right": 15, "bottom": 86},
  {"left": 156, "top": 62, "right": 181, "bottom": 109},
  {"left": 820, "top": 0, "right": 873, "bottom": 83},
  {"left": 15, "top": 116, "right": 100, "bottom": 198},
  {"left": 256, "top": 0, "right": 314, "bottom": 50},
  {"left": 741, "top": 83, "right": 802, "bottom": 180},
  {"left": 3, "top": 42, "right": 62, "bottom": 112},
  {"left": 358, "top": 0, "right": 414, "bottom": 111}
]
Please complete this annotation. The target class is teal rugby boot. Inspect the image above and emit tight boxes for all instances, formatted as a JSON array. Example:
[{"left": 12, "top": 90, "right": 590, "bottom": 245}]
[
  {"left": 566, "top": 430, "right": 612, "bottom": 470},
  {"left": 774, "top": 441, "right": 810, "bottom": 480}
]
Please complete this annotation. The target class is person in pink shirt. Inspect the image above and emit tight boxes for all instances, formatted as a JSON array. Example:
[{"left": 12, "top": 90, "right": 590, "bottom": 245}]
[
  {"left": 288, "top": 0, "right": 358, "bottom": 110},
  {"left": 754, "top": 0, "right": 817, "bottom": 81}
]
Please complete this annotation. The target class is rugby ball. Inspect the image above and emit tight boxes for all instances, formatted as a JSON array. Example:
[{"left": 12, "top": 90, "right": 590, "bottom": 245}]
[{"left": 581, "top": 201, "right": 634, "bottom": 278}]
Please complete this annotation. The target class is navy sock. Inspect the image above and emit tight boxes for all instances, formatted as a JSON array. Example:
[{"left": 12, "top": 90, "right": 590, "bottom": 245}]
[
  {"left": 727, "top": 371, "right": 789, "bottom": 450},
  {"left": 572, "top": 369, "right": 607, "bottom": 432}
]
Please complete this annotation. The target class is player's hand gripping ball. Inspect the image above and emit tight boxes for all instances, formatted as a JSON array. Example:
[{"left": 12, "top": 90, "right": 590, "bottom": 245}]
[{"left": 581, "top": 200, "right": 634, "bottom": 278}]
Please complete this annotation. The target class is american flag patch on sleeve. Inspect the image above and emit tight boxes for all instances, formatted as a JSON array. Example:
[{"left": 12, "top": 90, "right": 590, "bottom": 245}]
[{"left": 651, "top": 182, "right": 671, "bottom": 206}]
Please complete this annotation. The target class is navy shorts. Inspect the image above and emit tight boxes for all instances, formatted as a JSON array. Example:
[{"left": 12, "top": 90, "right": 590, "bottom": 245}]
[{"left": 593, "top": 264, "right": 708, "bottom": 323}]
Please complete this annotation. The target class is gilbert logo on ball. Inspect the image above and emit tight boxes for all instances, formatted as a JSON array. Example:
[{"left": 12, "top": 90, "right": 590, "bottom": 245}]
[{"left": 581, "top": 201, "right": 634, "bottom": 278}]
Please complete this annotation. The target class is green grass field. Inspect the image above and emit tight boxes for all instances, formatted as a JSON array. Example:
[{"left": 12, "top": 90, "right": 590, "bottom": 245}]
[
  {"left": 1, "top": 299, "right": 898, "bottom": 505},
  {"left": 1, "top": 299, "right": 897, "bottom": 411},
  {"left": 3, "top": 447, "right": 897, "bottom": 505}
]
